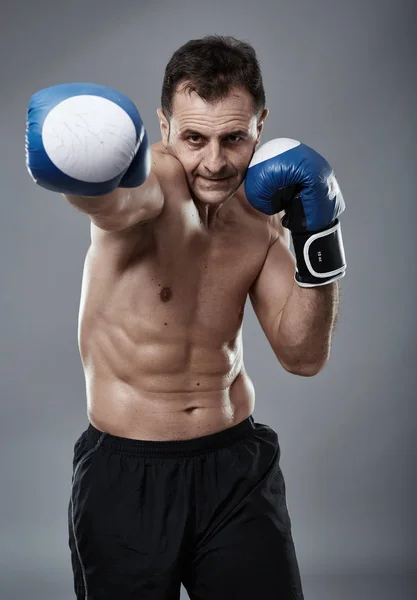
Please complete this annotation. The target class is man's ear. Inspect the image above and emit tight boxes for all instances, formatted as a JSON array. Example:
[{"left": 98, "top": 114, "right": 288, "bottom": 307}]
[
  {"left": 157, "top": 108, "right": 169, "bottom": 146},
  {"left": 256, "top": 108, "right": 269, "bottom": 146}
]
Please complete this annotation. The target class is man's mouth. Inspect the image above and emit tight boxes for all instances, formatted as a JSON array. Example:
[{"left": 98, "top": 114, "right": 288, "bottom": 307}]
[{"left": 199, "top": 176, "right": 232, "bottom": 183}]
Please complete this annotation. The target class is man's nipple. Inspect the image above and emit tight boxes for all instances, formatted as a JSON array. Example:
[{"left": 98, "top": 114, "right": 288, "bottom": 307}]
[{"left": 160, "top": 286, "right": 173, "bottom": 302}]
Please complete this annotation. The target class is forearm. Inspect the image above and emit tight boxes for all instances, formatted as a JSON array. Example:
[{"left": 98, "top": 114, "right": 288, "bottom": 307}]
[
  {"left": 64, "top": 171, "right": 163, "bottom": 231},
  {"left": 275, "top": 281, "right": 340, "bottom": 375}
]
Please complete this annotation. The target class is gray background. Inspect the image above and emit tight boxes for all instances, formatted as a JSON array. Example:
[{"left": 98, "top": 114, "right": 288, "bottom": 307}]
[{"left": 1, "top": 0, "right": 416, "bottom": 598}]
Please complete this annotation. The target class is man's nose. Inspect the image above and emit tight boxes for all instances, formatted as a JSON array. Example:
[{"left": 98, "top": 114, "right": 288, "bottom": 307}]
[{"left": 203, "top": 142, "right": 228, "bottom": 176}]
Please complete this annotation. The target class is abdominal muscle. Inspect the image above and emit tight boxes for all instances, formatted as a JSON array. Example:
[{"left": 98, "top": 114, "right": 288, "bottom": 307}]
[
  {"left": 84, "top": 338, "right": 255, "bottom": 441},
  {"left": 87, "top": 371, "right": 255, "bottom": 441}
]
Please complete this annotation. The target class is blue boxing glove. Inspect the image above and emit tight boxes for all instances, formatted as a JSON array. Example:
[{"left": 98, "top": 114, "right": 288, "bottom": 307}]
[
  {"left": 245, "top": 138, "right": 346, "bottom": 287},
  {"left": 26, "top": 83, "right": 150, "bottom": 196}
]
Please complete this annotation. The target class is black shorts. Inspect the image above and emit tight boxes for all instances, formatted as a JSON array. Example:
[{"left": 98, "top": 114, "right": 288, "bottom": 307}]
[{"left": 69, "top": 414, "right": 304, "bottom": 599}]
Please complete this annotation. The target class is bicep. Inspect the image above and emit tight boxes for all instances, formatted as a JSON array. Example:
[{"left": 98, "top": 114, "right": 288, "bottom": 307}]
[{"left": 249, "top": 230, "right": 295, "bottom": 348}]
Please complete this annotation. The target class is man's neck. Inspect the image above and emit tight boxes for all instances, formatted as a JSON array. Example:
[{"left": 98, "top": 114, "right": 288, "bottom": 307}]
[{"left": 193, "top": 197, "right": 224, "bottom": 229}]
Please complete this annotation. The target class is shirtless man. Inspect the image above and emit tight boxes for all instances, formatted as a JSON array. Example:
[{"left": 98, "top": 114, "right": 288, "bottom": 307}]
[{"left": 26, "top": 36, "right": 346, "bottom": 600}]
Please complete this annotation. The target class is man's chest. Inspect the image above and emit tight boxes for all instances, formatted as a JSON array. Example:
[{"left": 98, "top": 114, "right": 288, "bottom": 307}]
[
  {"left": 127, "top": 209, "right": 270, "bottom": 337},
  {"left": 85, "top": 196, "right": 274, "bottom": 343}
]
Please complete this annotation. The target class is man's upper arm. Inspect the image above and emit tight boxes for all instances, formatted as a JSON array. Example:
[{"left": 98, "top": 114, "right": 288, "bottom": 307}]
[{"left": 249, "top": 226, "right": 295, "bottom": 353}]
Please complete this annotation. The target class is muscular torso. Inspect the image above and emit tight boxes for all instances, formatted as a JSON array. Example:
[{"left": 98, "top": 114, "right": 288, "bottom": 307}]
[{"left": 78, "top": 143, "right": 278, "bottom": 440}]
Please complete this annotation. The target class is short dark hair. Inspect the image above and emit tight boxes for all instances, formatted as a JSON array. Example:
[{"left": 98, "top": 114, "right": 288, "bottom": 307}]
[{"left": 161, "top": 35, "right": 265, "bottom": 119}]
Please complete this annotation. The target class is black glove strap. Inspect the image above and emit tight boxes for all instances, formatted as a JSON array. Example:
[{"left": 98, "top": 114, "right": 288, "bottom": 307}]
[{"left": 292, "top": 219, "right": 347, "bottom": 287}]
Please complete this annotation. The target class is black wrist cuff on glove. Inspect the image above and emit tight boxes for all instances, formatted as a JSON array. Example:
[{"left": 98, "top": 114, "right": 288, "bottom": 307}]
[{"left": 292, "top": 219, "right": 347, "bottom": 287}]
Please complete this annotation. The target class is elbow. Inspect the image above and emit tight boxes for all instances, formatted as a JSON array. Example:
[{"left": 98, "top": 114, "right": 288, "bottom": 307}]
[{"left": 280, "top": 358, "right": 327, "bottom": 377}]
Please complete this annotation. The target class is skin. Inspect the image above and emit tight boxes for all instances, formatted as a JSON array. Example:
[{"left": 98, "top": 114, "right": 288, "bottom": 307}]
[
  {"left": 75, "top": 85, "right": 294, "bottom": 441},
  {"left": 157, "top": 84, "right": 268, "bottom": 227}
]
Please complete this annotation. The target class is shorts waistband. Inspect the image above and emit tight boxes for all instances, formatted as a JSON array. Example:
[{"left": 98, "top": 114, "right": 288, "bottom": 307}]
[{"left": 86, "top": 415, "right": 256, "bottom": 458}]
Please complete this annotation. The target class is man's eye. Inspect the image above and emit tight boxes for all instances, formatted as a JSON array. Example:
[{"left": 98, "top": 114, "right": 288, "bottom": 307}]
[
  {"left": 188, "top": 135, "right": 202, "bottom": 143},
  {"left": 226, "top": 135, "right": 242, "bottom": 143}
]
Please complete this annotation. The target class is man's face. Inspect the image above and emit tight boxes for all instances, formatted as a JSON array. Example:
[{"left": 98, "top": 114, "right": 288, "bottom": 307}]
[{"left": 158, "top": 85, "right": 267, "bottom": 206}]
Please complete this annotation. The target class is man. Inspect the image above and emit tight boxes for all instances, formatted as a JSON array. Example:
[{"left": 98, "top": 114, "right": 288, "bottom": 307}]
[{"left": 26, "top": 35, "right": 346, "bottom": 599}]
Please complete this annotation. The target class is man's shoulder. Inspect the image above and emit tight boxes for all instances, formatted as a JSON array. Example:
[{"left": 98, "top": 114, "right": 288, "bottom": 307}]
[{"left": 236, "top": 187, "right": 285, "bottom": 246}]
